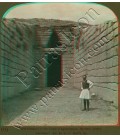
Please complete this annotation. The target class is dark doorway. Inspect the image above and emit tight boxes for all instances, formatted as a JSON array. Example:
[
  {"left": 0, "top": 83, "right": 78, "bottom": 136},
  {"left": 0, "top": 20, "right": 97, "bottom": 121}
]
[
  {"left": 46, "top": 30, "right": 61, "bottom": 87},
  {"left": 47, "top": 53, "right": 61, "bottom": 87}
]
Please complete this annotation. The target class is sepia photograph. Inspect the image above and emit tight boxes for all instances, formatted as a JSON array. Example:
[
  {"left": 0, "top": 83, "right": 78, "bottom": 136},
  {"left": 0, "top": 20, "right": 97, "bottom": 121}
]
[{"left": 0, "top": 2, "right": 119, "bottom": 131}]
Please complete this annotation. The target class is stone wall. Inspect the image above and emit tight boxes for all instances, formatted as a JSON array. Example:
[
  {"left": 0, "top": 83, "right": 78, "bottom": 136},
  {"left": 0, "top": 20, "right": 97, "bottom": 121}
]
[
  {"left": 0, "top": 19, "right": 36, "bottom": 100},
  {"left": 57, "top": 27, "right": 74, "bottom": 88},
  {"left": 0, "top": 18, "right": 119, "bottom": 105},
  {"left": 74, "top": 19, "right": 119, "bottom": 106},
  {"left": 35, "top": 26, "right": 75, "bottom": 88}
]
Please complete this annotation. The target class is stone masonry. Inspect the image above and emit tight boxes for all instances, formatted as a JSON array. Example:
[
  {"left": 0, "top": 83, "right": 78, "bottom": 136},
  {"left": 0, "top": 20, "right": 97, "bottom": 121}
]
[{"left": 0, "top": 18, "right": 119, "bottom": 107}]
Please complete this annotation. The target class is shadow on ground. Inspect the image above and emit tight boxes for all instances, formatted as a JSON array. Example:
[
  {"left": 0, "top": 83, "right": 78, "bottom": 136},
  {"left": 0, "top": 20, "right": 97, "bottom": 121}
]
[{"left": 2, "top": 88, "right": 50, "bottom": 125}]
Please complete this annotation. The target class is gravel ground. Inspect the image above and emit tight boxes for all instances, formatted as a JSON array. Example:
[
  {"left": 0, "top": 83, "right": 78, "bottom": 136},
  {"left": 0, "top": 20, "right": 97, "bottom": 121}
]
[{"left": 2, "top": 87, "right": 118, "bottom": 126}]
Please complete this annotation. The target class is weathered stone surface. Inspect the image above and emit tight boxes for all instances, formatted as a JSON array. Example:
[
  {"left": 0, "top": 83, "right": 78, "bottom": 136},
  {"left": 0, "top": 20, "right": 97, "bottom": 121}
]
[
  {"left": 0, "top": 18, "right": 119, "bottom": 107},
  {"left": 74, "top": 20, "right": 119, "bottom": 106}
]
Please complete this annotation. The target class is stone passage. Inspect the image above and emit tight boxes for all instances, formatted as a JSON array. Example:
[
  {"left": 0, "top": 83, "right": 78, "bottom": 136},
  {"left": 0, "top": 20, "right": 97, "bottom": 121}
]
[{"left": 0, "top": 18, "right": 119, "bottom": 107}]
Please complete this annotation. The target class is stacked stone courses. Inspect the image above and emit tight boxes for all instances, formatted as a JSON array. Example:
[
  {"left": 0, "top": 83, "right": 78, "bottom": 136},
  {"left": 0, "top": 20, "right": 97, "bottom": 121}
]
[{"left": 74, "top": 20, "right": 119, "bottom": 106}]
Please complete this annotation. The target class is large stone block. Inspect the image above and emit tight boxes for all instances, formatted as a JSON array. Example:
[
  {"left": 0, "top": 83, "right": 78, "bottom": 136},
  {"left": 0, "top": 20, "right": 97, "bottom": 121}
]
[
  {"left": 113, "top": 27, "right": 119, "bottom": 36},
  {"left": 113, "top": 21, "right": 118, "bottom": 30},
  {"left": 91, "top": 86, "right": 118, "bottom": 106},
  {"left": 89, "top": 68, "right": 107, "bottom": 76},
  {"left": 106, "top": 56, "right": 118, "bottom": 68},
  {"left": 106, "top": 46, "right": 118, "bottom": 58},
  {"left": 107, "top": 66, "right": 118, "bottom": 76}
]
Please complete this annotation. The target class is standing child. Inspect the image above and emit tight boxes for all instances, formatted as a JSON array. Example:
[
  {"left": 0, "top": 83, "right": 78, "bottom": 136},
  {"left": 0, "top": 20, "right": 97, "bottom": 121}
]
[{"left": 79, "top": 75, "right": 93, "bottom": 111}]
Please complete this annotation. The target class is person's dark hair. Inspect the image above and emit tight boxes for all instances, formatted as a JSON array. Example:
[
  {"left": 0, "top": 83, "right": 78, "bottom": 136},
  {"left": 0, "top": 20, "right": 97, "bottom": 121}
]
[
  {"left": 83, "top": 75, "right": 87, "bottom": 80},
  {"left": 83, "top": 75, "right": 87, "bottom": 78}
]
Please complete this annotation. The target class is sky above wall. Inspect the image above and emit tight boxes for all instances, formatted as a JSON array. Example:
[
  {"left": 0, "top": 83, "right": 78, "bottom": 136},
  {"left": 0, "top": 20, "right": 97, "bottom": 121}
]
[{"left": 5, "top": 3, "right": 117, "bottom": 25}]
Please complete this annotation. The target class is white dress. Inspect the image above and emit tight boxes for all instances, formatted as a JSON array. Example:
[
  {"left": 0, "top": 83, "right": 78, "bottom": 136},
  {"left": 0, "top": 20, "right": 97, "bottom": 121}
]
[{"left": 79, "top": 80, "right": 93, "bottom": 99}]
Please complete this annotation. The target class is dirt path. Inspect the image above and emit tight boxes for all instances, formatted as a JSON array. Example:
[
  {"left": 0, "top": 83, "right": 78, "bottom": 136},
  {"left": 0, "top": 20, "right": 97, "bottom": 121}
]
[{"left": 3, "top": 87, "right": 118, "bottom": 126}]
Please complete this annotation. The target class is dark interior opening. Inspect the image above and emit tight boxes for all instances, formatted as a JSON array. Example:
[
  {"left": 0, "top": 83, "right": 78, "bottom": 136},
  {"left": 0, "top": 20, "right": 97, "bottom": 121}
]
[{"left": 46, "top": 30, "right": 61, "bottom": 87}]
